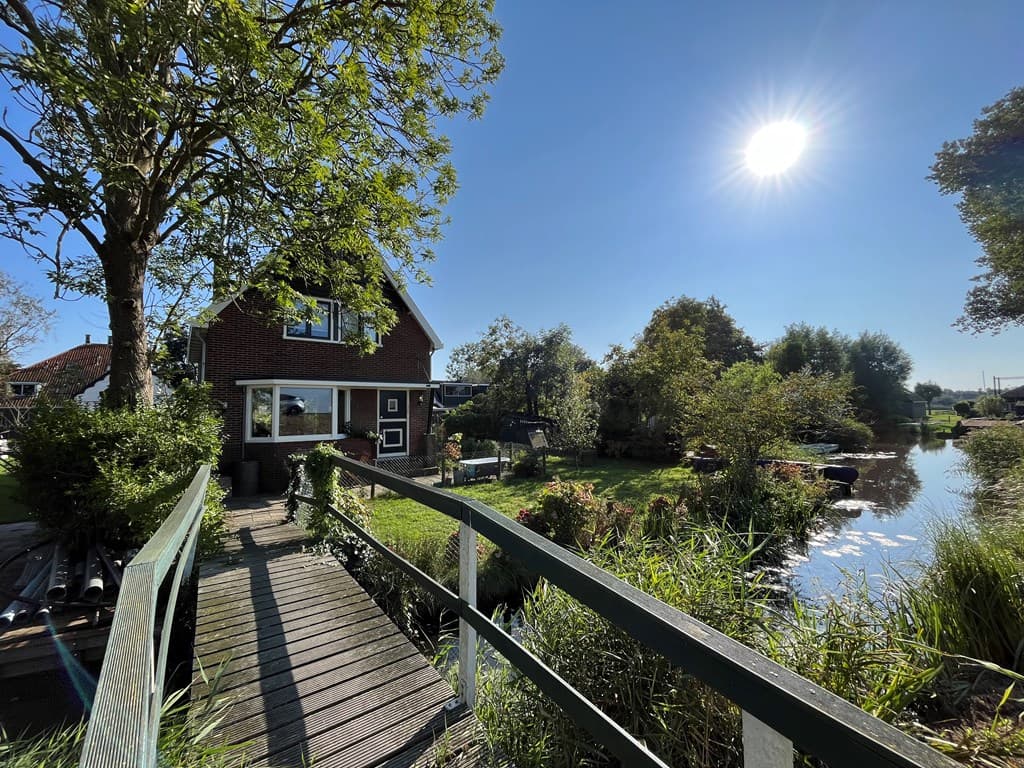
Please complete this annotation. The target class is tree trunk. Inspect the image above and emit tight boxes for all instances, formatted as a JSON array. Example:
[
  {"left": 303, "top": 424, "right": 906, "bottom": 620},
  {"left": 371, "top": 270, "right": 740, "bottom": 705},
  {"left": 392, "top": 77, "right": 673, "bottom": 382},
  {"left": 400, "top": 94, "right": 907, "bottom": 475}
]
[{"left": 102, "top": 240, "right": 153, "bottom": 409}]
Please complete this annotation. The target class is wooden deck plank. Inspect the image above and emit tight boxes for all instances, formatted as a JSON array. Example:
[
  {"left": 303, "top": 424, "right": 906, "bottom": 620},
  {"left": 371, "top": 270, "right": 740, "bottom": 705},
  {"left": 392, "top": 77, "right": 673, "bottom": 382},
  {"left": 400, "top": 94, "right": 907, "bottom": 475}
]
[{"left": 194, "top": 496, "right": 485, "bottom": 767}]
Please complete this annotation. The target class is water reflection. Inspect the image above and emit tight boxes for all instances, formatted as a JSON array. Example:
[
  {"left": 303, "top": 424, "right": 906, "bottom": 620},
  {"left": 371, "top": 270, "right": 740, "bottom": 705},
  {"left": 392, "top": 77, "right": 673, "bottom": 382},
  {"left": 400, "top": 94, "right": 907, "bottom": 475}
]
[{"left": 790, "top": 438, "right": 970, "bottom": 600}]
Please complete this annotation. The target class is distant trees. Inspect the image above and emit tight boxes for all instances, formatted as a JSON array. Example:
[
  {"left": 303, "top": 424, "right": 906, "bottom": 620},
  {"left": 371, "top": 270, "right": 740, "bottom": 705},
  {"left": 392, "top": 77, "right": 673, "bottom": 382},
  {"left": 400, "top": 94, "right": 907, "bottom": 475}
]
[
  {"left": 975, "top": 395, "right": 1007, "bottom": 418},
  {"left": 847, "top": 332, "right": 912, "bottom": 423},
  {"left": 913, "top": 382, "right": 943, "bottom": 414},
  {"left": 554, "top": 372, "right": 601, "bottom": 468},
  {"left": 931, "top": 86, "right": 1024, "bottom": 333},
  {"left": 769, "top": 326, "right": 913, "bottom": 425}
]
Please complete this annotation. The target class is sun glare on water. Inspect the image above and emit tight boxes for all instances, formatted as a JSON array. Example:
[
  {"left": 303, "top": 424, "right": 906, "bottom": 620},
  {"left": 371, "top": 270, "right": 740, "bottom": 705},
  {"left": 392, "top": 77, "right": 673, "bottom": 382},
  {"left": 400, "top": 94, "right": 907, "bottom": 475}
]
[{"left": 745, "top": 121, "right": 806, "bottom": 176}]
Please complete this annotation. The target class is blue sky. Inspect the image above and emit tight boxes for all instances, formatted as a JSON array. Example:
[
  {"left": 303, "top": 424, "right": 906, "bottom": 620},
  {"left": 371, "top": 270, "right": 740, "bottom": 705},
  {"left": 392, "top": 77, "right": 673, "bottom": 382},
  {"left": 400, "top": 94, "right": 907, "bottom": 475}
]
[{"left": 4, "top": 1, "right": 1024, "bottom": 390}]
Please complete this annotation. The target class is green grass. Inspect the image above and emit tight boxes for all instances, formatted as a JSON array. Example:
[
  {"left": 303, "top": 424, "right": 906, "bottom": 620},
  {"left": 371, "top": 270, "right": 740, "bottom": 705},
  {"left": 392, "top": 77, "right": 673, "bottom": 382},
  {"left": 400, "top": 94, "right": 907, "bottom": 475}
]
[
  {"left": 927, "top": 409, "right": 960, "bottom": 428},
  {"left": 0, "top": 463, "right": 31, "bottom": 524},
  {"left": 367, "top": 456, "right": 692, "bottom": 544}
]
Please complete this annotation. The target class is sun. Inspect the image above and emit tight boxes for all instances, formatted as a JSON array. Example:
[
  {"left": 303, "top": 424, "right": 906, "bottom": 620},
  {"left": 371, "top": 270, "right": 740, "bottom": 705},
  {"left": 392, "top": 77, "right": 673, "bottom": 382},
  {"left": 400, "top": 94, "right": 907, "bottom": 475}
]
[{"left": 745, "top": 121, "right": 806, "bottom": 176}]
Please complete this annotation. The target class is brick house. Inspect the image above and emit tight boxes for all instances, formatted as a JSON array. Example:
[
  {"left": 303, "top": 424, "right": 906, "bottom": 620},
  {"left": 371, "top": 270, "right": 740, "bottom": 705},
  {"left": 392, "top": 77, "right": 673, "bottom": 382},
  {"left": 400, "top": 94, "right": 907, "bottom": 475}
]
[{"left": 189, "top": 277, "right": 442, "bottom": 492}]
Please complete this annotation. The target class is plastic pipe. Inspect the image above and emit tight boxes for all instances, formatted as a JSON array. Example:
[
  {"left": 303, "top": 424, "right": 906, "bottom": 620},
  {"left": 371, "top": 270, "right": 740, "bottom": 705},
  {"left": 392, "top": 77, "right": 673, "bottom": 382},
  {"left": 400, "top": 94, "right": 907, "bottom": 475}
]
[
  {"left": 47, "top": 542, "right": 70, "bottom": 601},
  {"left": 81, "top": 547, "right": 104, "bottom": 601}
]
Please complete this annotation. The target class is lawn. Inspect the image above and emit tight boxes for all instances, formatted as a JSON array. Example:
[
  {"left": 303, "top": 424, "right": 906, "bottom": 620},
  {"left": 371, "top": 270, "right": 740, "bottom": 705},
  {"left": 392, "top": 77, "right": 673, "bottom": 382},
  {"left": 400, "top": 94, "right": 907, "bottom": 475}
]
[
  {"left": 0, "top": 463, "right": 31, "bottom": 524},
  {"left": 366, "top": 456, "right": 693, "bottom": 544},
  {"left": 927, "top": 410, "right": 960, "bottom": 429}
]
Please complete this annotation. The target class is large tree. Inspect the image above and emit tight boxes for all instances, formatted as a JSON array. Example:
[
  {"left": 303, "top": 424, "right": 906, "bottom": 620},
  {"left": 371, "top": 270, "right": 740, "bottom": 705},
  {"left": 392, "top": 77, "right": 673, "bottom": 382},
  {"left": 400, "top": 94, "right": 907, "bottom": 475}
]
[
  {"left": 641, "top": 295, "right": 759, "bottom": 367},
  {"left": 447, "top": 316, "right": 592, "bottom": 418},
  {"left": 766, "top": 323, "right": 848, "bottom": 377},
  {"left": 0, "top": 271, "right": 53, "bottom": 375},
  {"left": 0, "top": 0, "right": 502, "bottom": 407},
  {"left": 913, "top": 381, "right": 942, "bottom": 414},
  {"left": 931, "top": 87, "right": 1024, "bottom": 333},
  {"left": 847, "top": 331, "right": 912, "bottom": 423}
]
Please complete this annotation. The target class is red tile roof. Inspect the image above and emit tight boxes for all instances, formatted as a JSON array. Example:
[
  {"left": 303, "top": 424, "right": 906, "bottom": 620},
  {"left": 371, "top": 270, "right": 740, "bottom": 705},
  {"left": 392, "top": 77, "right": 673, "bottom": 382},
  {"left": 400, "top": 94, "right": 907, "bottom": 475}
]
[{"left": 1, "top": 343, "right": 111, "bottom": 407}]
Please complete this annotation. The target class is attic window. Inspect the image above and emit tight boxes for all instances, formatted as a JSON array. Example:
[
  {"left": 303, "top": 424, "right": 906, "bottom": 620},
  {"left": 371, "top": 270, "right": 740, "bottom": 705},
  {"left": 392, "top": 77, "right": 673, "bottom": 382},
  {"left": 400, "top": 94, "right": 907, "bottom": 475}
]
[
  {"left": 283, "top": 299, "right": 382, "bottom": 346},
  {"left": 10, "top": 383, "right": 39, "bottom": 397}
]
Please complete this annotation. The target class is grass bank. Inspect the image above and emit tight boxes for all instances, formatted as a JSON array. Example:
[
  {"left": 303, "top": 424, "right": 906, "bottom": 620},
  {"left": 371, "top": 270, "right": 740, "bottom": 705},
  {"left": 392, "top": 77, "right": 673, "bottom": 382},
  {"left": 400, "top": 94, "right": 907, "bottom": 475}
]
[{"left": 367, "top": 456, "right": 692, "bottom": 544}]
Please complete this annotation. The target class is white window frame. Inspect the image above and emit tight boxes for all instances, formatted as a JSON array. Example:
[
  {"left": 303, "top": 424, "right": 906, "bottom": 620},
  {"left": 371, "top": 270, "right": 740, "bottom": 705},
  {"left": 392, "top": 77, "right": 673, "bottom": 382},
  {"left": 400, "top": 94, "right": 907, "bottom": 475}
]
[
  {"left": 381, "top": 428, "right": 403, "bottom": 448},
  {"left": 387, "top": 397, "right": 399, "bottom": 413},
  {"left": 245, "top": 385, "right": 353, "bottom": 443},
  {"left": 9, "top": 382, "right": 40, "bottom": 397}
]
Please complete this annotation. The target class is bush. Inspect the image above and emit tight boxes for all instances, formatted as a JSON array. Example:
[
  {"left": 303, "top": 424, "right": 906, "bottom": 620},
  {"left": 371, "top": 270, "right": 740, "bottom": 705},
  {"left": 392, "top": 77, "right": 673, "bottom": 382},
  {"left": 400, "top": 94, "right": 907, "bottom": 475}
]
[
  {"left": 11, "top": 383, "right": 225, "bottom": 553},
  {"left": 461, "top": 436, "right": 498, "bottom": 456},
  {"left": 960, "top": 425, "right": 1024, "bottom": 485},
  {"left": 975, "top": 395, "right": 1007, "bottom": 418},
  {"left": 954, "top": 400, "right": 973, "bottom": 417},
  {"left": 821, "top": 417, "right": 874, "bottom": 451},
  {"left": 530, "top": 478, "right": 604, "bottom": 549},
  {"left": 512, "top": 452, "right": 541, "bottom": 478}
]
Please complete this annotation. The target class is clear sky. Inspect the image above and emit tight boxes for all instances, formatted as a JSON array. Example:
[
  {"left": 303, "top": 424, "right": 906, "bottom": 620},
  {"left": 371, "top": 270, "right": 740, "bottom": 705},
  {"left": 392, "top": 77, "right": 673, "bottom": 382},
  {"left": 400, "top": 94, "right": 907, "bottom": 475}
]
[{"left": 4, "top": 1, "right": 1024, "bottom": 391}]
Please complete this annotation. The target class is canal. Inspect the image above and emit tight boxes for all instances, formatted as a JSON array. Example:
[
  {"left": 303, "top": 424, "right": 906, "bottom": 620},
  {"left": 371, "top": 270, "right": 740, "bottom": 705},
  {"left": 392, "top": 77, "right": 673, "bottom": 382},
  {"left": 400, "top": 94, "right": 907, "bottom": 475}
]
[{"left": 790, "top": 438, "right": 973, "bottom": 599}]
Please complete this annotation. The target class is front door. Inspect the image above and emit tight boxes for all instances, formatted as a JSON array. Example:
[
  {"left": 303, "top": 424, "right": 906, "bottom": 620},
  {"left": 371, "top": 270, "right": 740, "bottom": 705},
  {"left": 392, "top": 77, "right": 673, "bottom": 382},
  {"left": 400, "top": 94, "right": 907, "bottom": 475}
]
[{"left": 377, "top": 390, "right": 408, "bottom": 456}]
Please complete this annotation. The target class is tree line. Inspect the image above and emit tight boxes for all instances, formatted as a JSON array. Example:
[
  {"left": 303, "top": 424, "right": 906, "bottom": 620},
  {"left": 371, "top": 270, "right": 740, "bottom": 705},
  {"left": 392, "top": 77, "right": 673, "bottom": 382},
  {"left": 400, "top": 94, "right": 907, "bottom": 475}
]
[{"left": 444, "top": 296, "right": 919, "bottom": 460}]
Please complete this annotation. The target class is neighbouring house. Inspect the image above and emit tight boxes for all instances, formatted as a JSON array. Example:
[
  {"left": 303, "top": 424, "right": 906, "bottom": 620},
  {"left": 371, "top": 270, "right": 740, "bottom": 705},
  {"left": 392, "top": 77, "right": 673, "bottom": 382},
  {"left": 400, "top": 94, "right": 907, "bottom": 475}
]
[
  {"left": 189, "top": 276, "right": 442, "bottom": 493},
  {"left": 0, "top": 336, "right": 113, "bottom": 431},
  {"left": 430, "top": 380, "right": 490, "bottom": 426},
  {"left": 1000, "top": 384, "right": 1024, "bottom": 417}
]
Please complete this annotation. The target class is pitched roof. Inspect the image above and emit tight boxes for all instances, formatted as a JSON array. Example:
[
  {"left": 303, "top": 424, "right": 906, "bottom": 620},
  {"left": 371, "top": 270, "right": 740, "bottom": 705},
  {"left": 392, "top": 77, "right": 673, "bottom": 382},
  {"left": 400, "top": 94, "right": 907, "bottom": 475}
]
[
  {"left": 191, "top": 264, "right": 443, "bottom": 351},
  {"left": 1, "top": 343, "right": 111, "bottom": 407}
]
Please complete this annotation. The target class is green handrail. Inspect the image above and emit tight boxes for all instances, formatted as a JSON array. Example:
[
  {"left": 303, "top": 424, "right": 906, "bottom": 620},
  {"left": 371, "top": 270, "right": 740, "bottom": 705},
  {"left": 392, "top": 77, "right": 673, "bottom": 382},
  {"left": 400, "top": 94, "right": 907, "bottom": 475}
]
[{"left": 79, "top": 465, "right": 212, "bottom": 768}]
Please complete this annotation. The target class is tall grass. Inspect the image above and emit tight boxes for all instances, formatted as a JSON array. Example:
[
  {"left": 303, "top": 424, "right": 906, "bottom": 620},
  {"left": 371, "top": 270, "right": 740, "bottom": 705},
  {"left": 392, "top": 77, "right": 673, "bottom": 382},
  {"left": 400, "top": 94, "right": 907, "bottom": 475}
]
[{"left": 0, "top": 686, "right": 242, "bottom": 767}]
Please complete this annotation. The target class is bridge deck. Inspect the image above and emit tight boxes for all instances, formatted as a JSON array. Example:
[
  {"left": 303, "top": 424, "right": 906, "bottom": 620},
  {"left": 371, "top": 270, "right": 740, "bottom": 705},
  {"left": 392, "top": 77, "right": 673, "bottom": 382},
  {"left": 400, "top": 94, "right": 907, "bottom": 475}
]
[{"left": 193, "top": 498, "right": 488, "bottom": 768}]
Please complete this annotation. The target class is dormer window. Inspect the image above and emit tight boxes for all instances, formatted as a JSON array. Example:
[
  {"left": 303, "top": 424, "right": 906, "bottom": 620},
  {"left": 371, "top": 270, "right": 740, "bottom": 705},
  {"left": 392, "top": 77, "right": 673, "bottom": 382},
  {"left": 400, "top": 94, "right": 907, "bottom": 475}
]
[{"left": 10, "top": 382, "right": 39, "bottom": 397}]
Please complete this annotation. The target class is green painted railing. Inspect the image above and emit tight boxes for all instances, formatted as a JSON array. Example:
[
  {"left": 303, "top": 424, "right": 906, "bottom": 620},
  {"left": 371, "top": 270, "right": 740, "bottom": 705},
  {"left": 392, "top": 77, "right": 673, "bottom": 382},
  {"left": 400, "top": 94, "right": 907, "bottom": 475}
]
[
  {"left": 79, "top": 465, "right": 212, "bottom": 768},
  {"left": 293, "top": 451, "right": 957, "bottom": 768}
]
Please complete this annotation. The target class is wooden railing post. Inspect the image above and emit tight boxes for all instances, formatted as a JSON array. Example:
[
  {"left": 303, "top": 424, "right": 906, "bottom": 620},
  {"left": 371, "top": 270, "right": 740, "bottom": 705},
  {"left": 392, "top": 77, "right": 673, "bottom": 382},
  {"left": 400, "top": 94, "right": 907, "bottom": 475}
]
[
  {"left": 743, "top": 710, "right": 793, "bottom": 768},
  {"left": 458, "top": 518, "right": 477, "bottom": 708}
]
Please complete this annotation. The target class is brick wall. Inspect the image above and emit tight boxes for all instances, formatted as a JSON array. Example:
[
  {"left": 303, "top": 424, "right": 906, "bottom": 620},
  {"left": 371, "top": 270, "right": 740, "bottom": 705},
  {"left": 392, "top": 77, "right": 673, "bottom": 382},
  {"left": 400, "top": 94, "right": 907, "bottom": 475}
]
[{"left": 203, "top": 288, "right": 435, "bottom": 490}]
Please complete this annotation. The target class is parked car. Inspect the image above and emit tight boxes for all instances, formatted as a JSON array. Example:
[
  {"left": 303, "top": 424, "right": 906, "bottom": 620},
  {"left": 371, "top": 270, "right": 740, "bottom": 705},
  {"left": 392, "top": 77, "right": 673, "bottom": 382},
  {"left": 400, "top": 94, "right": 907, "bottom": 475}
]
[{"left": 280, "top": 394, "right": 306, "bottom": 416}]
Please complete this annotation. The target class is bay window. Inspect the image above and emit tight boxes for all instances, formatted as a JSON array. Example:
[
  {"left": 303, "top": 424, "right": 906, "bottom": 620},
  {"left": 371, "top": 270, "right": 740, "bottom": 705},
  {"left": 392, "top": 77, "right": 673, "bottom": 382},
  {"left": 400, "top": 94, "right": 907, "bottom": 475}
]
[{"left": 246, "top": 385, "right": 352, "bottom": 442}]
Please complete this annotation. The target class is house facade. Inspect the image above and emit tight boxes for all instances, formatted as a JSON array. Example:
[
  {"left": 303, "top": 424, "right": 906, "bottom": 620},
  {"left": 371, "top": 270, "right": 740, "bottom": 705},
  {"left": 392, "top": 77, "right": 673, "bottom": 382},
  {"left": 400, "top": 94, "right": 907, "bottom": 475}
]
[{"left": 190, "top": 280, "right": 441, "bottom": 492}]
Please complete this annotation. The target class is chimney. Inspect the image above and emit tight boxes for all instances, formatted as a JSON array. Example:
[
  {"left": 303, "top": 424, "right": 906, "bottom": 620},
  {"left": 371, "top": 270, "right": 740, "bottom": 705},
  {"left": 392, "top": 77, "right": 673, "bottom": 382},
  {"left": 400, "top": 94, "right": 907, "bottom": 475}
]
[{"left": 85, "top": 334, "right": 91, "bottom": 344}]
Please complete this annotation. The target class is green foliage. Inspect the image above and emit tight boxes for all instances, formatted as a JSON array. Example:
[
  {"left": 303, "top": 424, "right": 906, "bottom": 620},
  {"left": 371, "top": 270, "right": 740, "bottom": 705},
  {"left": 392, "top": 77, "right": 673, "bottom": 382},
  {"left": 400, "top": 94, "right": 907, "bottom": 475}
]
[
  {"left": 600, "top": 317, "right": 715, "bottom": 453},
  {"left": 446, "top": 316, "right": 592, "bottom": 417},
  {"left": 0, "top": 685, "right": 240, "bottom": 767},
  {"left": 847, "top": 331, "right": 913, "bottom": 424},
  {"left": 461, "top": 436, "right": 497, "bottom": 456},
  {"left": 642, "top": 295, "right": 759, "bottom": 367},
  {"left": 931, "top": 86, "right": 1024, "bottom": 333},
  {"left": 0, "top": 0, "right": 502, "bottom": 406},
  {"left": 975, "top": 394, "right": 1007, "bottom": 417},
  {"left": 960, "top": 425, "right": 1024, "bottom": 484},
  {"left": 301, "top": 444, "right": 370, "bottom": 567},
  {"left": 533, "top": 478, "right": 604, "bottom": 549},
  {"left": 955, "top": 400, "right": 974, "bottom": 417},
  {"left": 443, "top": 402, "right": 499, "bottom": 440},
  {"left": 10, "top": 383, "right": 225, "bottom": 552},
  {"left": 475, "top": 536, "right": 767, "bottom": 768},
  {"left": 909, "top": 519, "right": 1024, "bottom": 671},
  {"left": 767, "top": 323, "right": 848, "bottom": 377},
  {"left": 512, "top": 452, "right": 542, "bottom": 478},
  {"left": 552, "top": 372, "right": 600, "bottom": 467}
]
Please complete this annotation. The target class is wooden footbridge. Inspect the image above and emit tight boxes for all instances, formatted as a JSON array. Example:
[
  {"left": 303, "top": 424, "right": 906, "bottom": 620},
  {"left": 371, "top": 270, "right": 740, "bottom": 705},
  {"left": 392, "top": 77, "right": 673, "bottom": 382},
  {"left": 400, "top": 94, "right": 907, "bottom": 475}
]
[{"left": 76, "top": 456, "right": 958, "bottom": 768}]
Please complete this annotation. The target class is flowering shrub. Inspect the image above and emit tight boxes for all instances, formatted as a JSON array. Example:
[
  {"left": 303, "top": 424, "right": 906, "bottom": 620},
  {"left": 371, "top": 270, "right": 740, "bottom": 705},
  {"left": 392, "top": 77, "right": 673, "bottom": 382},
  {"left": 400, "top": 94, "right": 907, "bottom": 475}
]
[
  {"left": 536, "top": 478, "right": 604, "bottom": 549},
  {"left": 515, "top": 507, "right": 548, "bottom": 538},
  {"left": 595, "top": 501, "right": 637, "bottom": 545}
]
